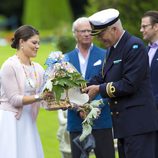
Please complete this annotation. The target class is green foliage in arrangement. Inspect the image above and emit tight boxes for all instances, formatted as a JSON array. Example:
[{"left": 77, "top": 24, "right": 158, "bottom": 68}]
[{"left": 53, "top": 70, "right": 86, "bottom": 102}]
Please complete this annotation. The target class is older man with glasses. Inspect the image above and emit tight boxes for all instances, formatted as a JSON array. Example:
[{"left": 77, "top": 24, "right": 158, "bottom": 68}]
[{"left": 65, "top": 17, "right": 115, "bottom": 158}]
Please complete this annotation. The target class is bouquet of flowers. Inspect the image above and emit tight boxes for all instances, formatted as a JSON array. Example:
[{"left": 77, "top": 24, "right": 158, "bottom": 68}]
[
  {"left": 41, "top": 51, "right": 89, "bottom": 109},
  {"left": 41, "top": 51, "right": 103, "bottom": 141}
]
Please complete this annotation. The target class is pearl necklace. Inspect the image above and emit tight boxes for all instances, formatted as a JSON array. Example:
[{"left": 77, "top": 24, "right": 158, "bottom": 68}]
[{"left": 22, "top": 63, "right": 38, "bottom": 89}]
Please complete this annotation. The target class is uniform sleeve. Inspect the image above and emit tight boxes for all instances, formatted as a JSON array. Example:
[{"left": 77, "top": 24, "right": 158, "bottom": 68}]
[{"left": 87, "top": 71, "right": 105, "bottom": 86}]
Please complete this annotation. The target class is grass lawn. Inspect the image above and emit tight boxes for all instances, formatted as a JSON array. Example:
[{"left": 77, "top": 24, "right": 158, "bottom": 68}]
[
  {"left": 0, "top": 43, "right": 118, "bottom": 158},
  {"left": 37, "top": 109, "right": 60, "bottom": 158}
]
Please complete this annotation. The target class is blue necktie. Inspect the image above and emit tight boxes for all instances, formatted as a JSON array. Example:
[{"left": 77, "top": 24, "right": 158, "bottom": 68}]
[{"left": 107, "top": 46, "right": 114, "bottom": 60}]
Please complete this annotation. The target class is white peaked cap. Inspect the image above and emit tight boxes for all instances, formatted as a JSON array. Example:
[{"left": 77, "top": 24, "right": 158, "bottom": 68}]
[{"left": 89, "top": 8, "right": 119, "bottom": 35}]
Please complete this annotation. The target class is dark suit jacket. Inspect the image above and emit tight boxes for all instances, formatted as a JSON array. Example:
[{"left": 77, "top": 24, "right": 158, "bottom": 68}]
[
  {"left": 150, "top": 49, "right": 158, "bottom": 108},
  {"left": 91, "top": 31, "right": 158, "bottom": 138},
  {"left": 66, "top": 45, "right": 112, "bottom": 132}
]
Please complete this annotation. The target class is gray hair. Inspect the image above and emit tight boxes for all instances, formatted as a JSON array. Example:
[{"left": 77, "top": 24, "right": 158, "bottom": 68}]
[
  {"left": 110, "top": 19, "right": 124, "bottom": 33},
  {"left": 72, "top": 17, "right": 90, "bottom": 32}
]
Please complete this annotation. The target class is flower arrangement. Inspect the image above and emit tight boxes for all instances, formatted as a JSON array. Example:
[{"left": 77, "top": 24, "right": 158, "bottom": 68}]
[
  {"left": 41, "top": 51, "right": 103, "bottom": 141},
  {"left": 41, "top": 51, "right": 88, "bottom": 109}
]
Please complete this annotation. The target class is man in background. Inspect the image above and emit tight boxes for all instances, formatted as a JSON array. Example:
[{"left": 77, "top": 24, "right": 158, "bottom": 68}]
[
  {"left": 66, "top": 17, "right": 115, "bottom": 158},
  {"left": 140, "top": 10, "right": 158, "bottom": 109},
  {"left": 140, "top": 10, "right": 158, "bottom": 158}
]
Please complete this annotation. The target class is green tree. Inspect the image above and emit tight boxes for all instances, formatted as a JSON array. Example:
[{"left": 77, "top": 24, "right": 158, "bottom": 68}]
[
  {"left": 86, "top": 0, "right": 158, "bottom": 37},
  {"left": 23, "top": 0, "right": 73, "bottom": 29}
]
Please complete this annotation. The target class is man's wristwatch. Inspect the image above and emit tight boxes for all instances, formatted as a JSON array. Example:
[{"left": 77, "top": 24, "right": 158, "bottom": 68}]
[{"left": 34, "top": 94, "right": 42, "bottom": 101}]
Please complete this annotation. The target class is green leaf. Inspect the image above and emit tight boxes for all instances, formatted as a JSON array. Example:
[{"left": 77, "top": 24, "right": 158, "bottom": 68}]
[{"left": 53, "top": 85, "right": 64, "bottom": 102}]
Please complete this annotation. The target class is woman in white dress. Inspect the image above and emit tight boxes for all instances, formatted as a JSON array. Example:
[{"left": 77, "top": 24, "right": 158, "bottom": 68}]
[{"left": 0, "top": 25, "right": 45, "bottom": 158}]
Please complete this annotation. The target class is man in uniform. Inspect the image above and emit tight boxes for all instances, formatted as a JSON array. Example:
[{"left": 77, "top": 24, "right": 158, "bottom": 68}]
[
  {"left": 85, "top": 8, "right": 158, "bottom": 158},
  {"left": 66, "top": 17, "right": 115, "bottom": 158}
]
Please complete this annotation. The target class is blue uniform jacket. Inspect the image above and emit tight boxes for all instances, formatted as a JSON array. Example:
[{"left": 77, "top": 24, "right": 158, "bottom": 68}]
[
  {"left": 90, "top": 31, "right": 158, "bottom": 138},
  {"left": 66, "top": 45, "right": 112, "bottom": 132},
  {"left": 150, "top": 49, "right": 158, "bottom": 108}
]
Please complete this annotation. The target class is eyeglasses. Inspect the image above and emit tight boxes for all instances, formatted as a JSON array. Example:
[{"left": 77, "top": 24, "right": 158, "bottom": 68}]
[
  {"left": 75, "top": 29, "right": 92, "bottom": 34},
  {"left": 140, "top": 24, "right": 152, "bottom": 29}
]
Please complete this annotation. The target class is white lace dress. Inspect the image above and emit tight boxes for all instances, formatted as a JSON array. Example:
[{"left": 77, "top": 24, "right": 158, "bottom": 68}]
[{"left": 0, "top": 64, "right": 44, "bottom": 158}]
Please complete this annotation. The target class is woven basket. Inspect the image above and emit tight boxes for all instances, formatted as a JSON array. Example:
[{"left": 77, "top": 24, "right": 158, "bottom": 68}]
[{"left": 45, "top": 99, "right": 72, "bottom": 111}]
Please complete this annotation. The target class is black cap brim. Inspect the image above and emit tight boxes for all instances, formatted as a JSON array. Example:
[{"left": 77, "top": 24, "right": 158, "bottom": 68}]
[{"left": 90, "top": 17, "right": 119, "bottom": 36}]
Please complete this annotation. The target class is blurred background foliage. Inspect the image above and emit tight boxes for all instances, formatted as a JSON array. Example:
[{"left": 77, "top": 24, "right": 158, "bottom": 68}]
[
  {"left": 85, "top": 0, "right": 158, "bottom": 37},
  {"left": 23, "top": 0, "right": 73, "bottom": 30},
  {"left": 0, "top": 0, "right": 157, "bottom": 51}
]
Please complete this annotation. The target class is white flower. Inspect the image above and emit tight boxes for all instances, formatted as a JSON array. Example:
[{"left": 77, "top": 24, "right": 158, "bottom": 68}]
[{"left": 49, "top": 51, "right": 63, "bottom": 60}]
